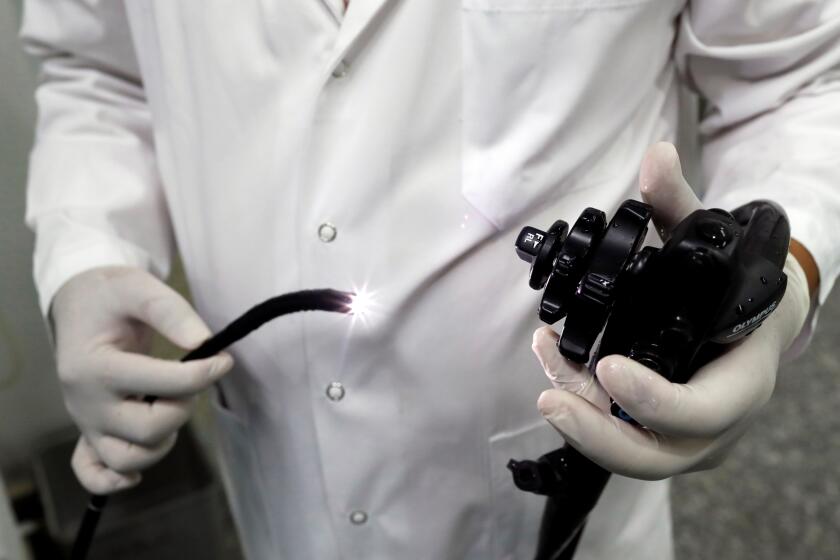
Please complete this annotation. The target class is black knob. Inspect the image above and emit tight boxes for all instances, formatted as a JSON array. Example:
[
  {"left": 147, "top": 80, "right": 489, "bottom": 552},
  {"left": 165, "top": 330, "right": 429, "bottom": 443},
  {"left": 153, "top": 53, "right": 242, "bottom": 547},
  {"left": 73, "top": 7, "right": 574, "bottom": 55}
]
[{"left": 515, "top": 226, "right": 546, "bottom": 263}]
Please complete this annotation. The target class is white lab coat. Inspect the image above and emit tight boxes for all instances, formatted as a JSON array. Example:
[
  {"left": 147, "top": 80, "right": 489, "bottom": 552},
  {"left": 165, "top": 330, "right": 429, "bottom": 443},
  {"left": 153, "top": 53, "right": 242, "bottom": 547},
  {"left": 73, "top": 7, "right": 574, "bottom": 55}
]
[{"left": 20, "top": 1, "right": 840, "bottom": 559}]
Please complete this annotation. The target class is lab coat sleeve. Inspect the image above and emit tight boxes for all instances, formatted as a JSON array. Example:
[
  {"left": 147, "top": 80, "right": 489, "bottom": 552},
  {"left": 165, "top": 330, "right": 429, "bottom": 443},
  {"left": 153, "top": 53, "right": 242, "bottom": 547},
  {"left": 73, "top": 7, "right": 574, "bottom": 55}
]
[
  {"left": 20, "top": 0, "right": 173, "bottom": 316},
  {"left": 675, "top": 1, "right": 840, "bottom": 353}
]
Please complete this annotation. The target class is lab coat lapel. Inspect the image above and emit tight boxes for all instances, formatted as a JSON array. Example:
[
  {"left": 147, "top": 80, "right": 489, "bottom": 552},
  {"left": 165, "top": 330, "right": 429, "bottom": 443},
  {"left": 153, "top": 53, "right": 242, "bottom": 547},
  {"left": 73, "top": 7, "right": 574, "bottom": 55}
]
[
  {"left": 328, "top": 0, "right": 394, "bottom": 66},
  {"left": 317, "top": 0, "right": 344, "bottom": 25}
]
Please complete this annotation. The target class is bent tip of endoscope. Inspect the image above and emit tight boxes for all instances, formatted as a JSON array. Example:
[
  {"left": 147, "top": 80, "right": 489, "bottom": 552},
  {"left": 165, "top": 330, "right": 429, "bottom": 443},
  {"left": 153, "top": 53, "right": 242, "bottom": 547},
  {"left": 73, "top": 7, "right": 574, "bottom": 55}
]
[
  {"left": 322, "top": 289, "right": 356, "bottom": 310},
  {"left": 347, "top": 289, "right": 378, "bottom": 317}
]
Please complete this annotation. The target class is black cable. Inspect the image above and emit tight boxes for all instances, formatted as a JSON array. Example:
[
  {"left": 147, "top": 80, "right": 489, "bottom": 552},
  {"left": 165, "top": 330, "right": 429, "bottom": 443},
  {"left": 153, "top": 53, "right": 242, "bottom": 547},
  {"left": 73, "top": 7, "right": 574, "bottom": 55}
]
[
  {"left": 179, "top": 289, "right": 354, "bottom": 362},
  {"left": 70, "top": 494, "right": 108, "bottom": 560},
  {"left": 508, "top": 445, "right": 610, "bottom": 560},
  {"left": 70, "top": 289, "right": 355, "bottom": 560}
]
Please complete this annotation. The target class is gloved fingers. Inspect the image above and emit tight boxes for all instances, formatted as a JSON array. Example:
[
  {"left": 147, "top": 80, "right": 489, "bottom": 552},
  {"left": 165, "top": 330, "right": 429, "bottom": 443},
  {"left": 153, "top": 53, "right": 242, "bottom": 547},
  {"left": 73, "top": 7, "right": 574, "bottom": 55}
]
[
  {"left": 71, "top": 436, "right": 141, "bottom": 495},
  {"left": 97, "top": 347, "right": 233, "bottom": 398},
  {"left": 538, "top": 388, "right": 714, "bottom": 480},
  {"left": 532, "top": 327, "right": 610, "bottom": 410},
  {"left": 596, "top": 338, "right": 777, "bottom": 438},
  {"left": 100, "top": 398, "right": 194, "bottom": 447},
  {"left": 111, "top": 270, "right": 213, "bottom": 350},
  {"left": 90, "top": 432, "right": 178, "bottom": 475},
  {"left": 638, "top": 142, "right": 703, "bottom": 239}
]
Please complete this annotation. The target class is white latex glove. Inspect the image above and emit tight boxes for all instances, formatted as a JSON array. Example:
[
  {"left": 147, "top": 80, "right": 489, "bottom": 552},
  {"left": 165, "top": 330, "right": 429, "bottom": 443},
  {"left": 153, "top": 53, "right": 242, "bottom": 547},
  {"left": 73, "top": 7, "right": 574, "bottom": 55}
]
[
  {"left": 51, "top": 266, "right": 233, "bottom": 494},
  {"left": 534, "top": 142, "right": 812, "bottom": 480}
]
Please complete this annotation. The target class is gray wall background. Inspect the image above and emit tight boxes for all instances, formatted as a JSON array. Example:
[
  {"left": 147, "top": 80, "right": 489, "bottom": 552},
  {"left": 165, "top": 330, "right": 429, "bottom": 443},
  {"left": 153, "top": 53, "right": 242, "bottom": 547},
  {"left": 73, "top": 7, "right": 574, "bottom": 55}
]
[
  {"left": 0, "top": 0, "right": 73, "bottom": 475},
  {"left": 672, "top": 292, "right": 840, "bottom": 560},
  {"left": 1, "top": 2, "right": 838, "bottom": 558}
]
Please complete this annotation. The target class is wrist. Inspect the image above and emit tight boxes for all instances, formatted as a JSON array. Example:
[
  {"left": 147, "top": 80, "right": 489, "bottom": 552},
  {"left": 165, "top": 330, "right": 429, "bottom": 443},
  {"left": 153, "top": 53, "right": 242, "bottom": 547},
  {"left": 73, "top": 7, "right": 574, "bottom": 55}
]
[
  {"left": 775, "top": 253, "right": 811, "bottom": 352},
  {"left": 788, "top": 238, "right": 820, "bottom": 298}
]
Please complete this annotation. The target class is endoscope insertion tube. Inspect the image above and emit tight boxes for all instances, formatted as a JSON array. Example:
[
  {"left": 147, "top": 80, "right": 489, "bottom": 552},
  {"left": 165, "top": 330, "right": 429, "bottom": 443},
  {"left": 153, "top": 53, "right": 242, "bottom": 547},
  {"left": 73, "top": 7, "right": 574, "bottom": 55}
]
[{"left": 71, "top": 289, "right": 357, "bottom": 560}]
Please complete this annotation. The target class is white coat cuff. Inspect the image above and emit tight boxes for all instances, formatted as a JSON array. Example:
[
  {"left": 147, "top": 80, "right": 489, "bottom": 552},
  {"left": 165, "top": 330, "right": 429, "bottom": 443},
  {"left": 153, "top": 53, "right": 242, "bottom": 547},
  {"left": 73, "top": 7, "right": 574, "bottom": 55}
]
[
  {"left": 780, "top": 252, "right": 816, "bottom": 362},
  {"left": 34, "top": 236, "right": 154, "bottom": 318}
]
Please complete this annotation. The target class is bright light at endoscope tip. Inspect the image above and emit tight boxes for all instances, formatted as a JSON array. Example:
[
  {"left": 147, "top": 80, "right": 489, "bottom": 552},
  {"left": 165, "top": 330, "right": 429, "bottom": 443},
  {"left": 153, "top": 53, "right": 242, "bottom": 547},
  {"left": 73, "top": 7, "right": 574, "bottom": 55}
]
[{"left": 349, "top": 288, "right": 375, "bottom": 317}]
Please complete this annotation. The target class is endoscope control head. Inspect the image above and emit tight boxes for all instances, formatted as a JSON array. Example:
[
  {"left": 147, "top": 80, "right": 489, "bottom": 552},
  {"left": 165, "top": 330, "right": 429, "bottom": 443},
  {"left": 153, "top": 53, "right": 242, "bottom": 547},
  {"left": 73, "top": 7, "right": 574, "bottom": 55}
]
[
  {"left": 514, "top": 199, "right": 790, "bottom": 421},
  {"left": 508, "top": 199, "right": 791, "bottom": 505}
]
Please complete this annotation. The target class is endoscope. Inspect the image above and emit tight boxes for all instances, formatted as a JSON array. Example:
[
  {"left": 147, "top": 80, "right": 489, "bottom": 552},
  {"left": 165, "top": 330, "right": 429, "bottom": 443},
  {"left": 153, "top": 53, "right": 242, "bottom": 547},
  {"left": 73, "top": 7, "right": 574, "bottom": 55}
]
[
  {"left": 71, "top": 289, "right": 357, "bottom": 560},
  {"left": 509, "top": 199, "right": 790, "bottom": 560}
]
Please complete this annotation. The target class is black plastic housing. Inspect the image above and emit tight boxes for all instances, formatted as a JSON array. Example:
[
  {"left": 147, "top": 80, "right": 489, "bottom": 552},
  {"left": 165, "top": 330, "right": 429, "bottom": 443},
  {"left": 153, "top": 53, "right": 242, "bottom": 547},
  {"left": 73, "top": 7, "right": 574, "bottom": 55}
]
[{"left": 511, "top": 199, "right": 790, "bottom": 560}]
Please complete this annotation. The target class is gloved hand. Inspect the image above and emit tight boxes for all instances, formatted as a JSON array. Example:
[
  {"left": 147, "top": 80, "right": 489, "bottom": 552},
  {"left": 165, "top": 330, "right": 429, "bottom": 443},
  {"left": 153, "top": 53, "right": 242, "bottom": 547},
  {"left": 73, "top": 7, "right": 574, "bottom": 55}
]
[
  {"left": 50, "top": 266, "right": 233, "bottom": 494},
  {"left": 533, "top": 142, "right": 812, "bottom": 480}
]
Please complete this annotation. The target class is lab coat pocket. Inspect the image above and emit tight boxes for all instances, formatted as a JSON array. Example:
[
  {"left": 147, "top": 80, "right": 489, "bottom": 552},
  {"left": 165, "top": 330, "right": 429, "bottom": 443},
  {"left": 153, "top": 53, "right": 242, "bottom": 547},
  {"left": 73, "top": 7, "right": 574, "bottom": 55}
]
[
  {"left": 488, "top": 419, "right": 563, "bottom": 559},
  {"left": 461, "top": 0, "right": 657, "bottom": 229},
  {"left": 209, "top": 386, "right": 275, "bottom": 559}
]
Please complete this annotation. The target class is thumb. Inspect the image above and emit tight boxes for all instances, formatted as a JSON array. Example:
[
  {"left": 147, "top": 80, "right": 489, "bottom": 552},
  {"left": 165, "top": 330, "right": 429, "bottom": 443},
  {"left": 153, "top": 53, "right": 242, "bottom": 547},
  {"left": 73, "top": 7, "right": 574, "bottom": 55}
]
[
  {"left": 639, "top": 142, "right": 703, "bottom": 239},
  {"left": 114, "top": 270, "right": 212, "bottom": 351}
]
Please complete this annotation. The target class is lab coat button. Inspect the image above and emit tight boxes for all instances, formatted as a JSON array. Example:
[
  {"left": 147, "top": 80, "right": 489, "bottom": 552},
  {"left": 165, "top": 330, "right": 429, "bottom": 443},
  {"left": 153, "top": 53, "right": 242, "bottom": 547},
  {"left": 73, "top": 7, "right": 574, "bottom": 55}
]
[
  {"left": 318, "top": 222, "right": 337, "bottom": 242},
  {"left": 332, "top": 60, "right": 349, "bottom": 78},
  {"left": 326, "top": 382, "right": 345, "bottom": 401},
  {"left": 349, "top": 511, "right": 368, "bottom": 525}
]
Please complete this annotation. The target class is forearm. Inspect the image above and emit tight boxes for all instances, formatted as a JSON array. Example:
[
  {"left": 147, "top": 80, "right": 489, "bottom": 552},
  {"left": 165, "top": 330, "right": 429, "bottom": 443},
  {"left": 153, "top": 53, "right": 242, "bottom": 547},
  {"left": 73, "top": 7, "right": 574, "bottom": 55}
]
[
  {"left": 676, "top": 1, "right": 840, "bottom": 307},
  {"left": 21, "top": 0, "right": 173, "bottom": 316}
]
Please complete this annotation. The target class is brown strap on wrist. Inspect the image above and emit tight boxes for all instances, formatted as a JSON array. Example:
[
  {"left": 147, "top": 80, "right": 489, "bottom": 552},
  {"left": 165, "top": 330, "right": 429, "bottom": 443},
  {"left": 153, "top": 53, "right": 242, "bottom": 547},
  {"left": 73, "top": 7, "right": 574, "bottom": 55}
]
[{"left": 789, "top": 238, "right": 820, "bottom": 298}]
